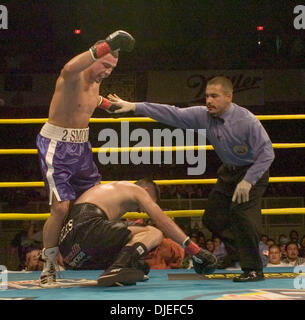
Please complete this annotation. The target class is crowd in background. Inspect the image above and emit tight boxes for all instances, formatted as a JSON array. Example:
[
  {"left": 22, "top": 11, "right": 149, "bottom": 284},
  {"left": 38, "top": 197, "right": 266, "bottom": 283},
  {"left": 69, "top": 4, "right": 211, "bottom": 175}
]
[
  {"left": 6, "top": 217, "right": 305, "bottom": 272},
  {"left": 1, "top": 180, "right": 304, "bottom": 209},
  {"left": 183, "top": 228, "right": 305, "bottom": 269}
]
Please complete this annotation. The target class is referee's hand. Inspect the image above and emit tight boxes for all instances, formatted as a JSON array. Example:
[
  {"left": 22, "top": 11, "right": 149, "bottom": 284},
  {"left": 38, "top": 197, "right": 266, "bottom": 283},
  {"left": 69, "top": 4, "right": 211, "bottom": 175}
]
[
  {"left": 232, "top": 180, "right": 252, "bottom": 204},
  {"left": 107, "top": 94, "right": 136, "bottom": 113}
]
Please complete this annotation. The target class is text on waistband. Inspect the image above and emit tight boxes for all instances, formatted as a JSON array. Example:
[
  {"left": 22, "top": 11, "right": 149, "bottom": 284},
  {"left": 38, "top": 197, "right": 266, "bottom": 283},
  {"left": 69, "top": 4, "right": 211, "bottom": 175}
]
[{"left": 61, "top": 129, "right": 89, "bottom": 143}]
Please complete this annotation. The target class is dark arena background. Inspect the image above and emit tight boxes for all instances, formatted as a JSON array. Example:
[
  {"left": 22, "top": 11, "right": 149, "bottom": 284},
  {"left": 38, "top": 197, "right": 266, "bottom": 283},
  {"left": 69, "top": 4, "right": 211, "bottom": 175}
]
[{"left": 0, "top": 0, "right": 304, "bottom": 310}]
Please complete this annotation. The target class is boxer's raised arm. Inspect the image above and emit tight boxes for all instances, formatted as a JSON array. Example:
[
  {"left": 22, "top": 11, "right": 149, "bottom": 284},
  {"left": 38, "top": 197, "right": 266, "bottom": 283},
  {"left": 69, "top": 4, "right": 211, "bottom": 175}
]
[
  {"left": 61, "top": 30, "right": 135, "bottom": 81},
  {"left": 61, "top": 51, "right": 96, "bottom": 80}
]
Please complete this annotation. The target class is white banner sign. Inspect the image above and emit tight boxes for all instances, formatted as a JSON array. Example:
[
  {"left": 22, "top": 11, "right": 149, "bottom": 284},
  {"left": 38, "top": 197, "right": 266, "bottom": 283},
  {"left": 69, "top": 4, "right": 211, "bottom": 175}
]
[{"left": 147, "top": 70, "right": 265, "bottom": 106}]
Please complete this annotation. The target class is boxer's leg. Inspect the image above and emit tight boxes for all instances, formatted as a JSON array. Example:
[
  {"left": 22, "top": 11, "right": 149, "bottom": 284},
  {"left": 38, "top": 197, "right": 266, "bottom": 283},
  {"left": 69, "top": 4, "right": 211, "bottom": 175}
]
[
  {"left": 126, "top": 225, "right": 163, "bottom": 251},
  {"left": 97, "top": 226, "right": 163, "bottom": 287},
  {"left": 43, "top": 196, "right": 70, "bottom": 248},
  {"left": 36, "top": 136, "right": 76, "bottom": 287},
  {"left": 39, "top": 195, "right": 70, "bottom": 287}
]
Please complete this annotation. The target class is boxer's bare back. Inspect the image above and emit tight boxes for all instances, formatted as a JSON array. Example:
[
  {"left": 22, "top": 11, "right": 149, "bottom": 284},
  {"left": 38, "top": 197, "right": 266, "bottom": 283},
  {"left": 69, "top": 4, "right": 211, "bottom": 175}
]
[
  {"left": 75, "top": 181, "right": 147, "bottom": 220},
  {"left": 75, "top": 181, "right": 190, "bottom": 245}
]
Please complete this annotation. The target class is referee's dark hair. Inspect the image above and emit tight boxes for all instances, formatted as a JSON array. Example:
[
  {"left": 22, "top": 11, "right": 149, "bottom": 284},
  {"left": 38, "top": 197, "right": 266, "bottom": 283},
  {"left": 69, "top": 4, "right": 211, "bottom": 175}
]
[{"left": 207, "top": 76, "right": 233, "bottom": 94}]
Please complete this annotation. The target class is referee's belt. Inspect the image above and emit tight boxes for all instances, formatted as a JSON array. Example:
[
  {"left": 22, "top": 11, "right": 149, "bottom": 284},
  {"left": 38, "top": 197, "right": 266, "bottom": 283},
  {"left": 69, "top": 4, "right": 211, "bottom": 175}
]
[{"left": 223, "top": 164, "right": 252, "bottom": 172}]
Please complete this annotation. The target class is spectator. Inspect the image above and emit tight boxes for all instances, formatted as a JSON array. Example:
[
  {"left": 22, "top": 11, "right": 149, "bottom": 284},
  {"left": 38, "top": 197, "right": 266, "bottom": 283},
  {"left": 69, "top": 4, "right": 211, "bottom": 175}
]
[
  {"left": 25, "top": 249, "right": 44, "bottom": 271},
  {"left": 217, "top": 234, "right": 270, "bottom": 269},
  {"left": 260, "top": 234, "right": 268, "bottom": 245},
  {"left": 7, "top": 221, "right": 36, "bottom": 270},
  {"left": 190, "top": 235, "right": 198, "bottom": 245},
  {"left": 206, "top": 239, "right": 215, "bottom": 253},
  {"left": 298, "top": 235, "right": 305, "bottom": 258},
  {"left": 213, "top": 236, "right": 221, "bottom": 250},
  {"left": 266, "top": 245, "right": 287, "bottom": 267},
  {"left": 267, "top": 238, "right": 275, "bottom": 248},
  {"left": 30, "top": 222, "right": 44, "bottom": 249},
  {"left": 25, "top": 249, "right": 65, "bottom": 271},
  {"left": 289, "top": 230, "right": 299, "bottom": 244},
  {"left": 281, "top": 242, "right": 305, "bottom": 266},
  {"left": 278, "top": 234, "right": 288, "bottom": 246},
  {"left": 259, "top": 240, "right": 269, "bottom": 267},
  {"left": 279, "top": 243, "right": 288, "bottom": 260},
  {"left": 190, "top": 222, "right": 202, "bottom": 236},
  {"left": 213, "top": 236, "right": 228, "bottom": 260},
  {"left": 198, "top": 235, "right": 206, "bottom": 249}
]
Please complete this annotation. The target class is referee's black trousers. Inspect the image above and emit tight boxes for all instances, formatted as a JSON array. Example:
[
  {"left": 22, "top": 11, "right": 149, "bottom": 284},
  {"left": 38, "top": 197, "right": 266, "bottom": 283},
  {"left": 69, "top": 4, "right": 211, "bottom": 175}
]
[{"left": 202, "top": 164, "right": 269, "bottom": 272}]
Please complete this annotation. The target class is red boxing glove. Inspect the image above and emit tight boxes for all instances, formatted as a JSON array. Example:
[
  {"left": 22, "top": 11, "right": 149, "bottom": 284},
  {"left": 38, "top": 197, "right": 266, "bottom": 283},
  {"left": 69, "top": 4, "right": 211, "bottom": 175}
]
[
  {"left": 182, "top": 236, "right": 200, "bottom": 256},
  {"left": 182, "top": 237, "right": 217, "bottom": 274},
  {"left": 185, "top": 241, "right": 201, "bottom": 256},
  {"left": 90, "top": 41, "right": 112, "bottom": 61},
  {"left": 97, "top": 96, "right": 120, "bottom": 113},
  {"left": 90, "top": 30, "right": 135, "bottom": 61}
]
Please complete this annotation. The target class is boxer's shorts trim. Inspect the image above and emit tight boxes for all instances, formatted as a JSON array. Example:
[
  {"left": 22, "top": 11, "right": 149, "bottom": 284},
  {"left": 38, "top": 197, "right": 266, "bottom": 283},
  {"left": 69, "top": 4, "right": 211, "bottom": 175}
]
[{"left": 46, "top": 139, "right": 61, "bottom": 205}]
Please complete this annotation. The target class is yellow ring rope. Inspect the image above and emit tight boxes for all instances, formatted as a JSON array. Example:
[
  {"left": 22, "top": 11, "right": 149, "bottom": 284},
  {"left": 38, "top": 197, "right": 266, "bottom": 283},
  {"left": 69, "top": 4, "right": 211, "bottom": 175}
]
[
  {"left": 1, "top": 143, "right": 305, "bottom": 155},
  {"left": 1, "top": 208, "right": 305, "bottom": 220},
  {"left": 0, "top": 176, "right": 305, "bottom": 188},
  {"left": 0, "top": 114, "right": 304, "bottom": 220},
  {"left": 0, "top": 114, "right": 305, "bottom": 124}
]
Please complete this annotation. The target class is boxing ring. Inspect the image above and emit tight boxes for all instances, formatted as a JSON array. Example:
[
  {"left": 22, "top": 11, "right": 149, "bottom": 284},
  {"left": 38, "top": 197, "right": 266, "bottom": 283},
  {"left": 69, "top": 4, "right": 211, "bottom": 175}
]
[{"left": 0, "top": 115, "right": 305, "bottom": 301}]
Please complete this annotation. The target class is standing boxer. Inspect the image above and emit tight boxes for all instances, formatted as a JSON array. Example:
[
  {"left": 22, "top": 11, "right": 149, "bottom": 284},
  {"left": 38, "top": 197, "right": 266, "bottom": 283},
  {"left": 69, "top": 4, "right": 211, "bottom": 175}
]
[
  {"left": 108, "top": 76, "right": 275, "bottom": 282},
  {"left": 36, "top": 30, "right": 135, "bottom": 287}
]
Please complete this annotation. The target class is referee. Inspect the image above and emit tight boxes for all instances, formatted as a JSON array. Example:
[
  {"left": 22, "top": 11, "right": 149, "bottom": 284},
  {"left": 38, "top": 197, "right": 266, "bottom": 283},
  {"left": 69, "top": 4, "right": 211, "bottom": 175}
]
[{"left": 108, "top": 76, "right": 275, "bottom": 282}]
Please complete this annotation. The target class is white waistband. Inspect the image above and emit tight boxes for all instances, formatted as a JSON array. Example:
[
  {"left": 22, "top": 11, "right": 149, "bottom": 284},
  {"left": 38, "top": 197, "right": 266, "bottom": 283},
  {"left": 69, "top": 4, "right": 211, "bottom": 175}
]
[{"left": 40, "top": 122, "right": 89, "bottom": 143}]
